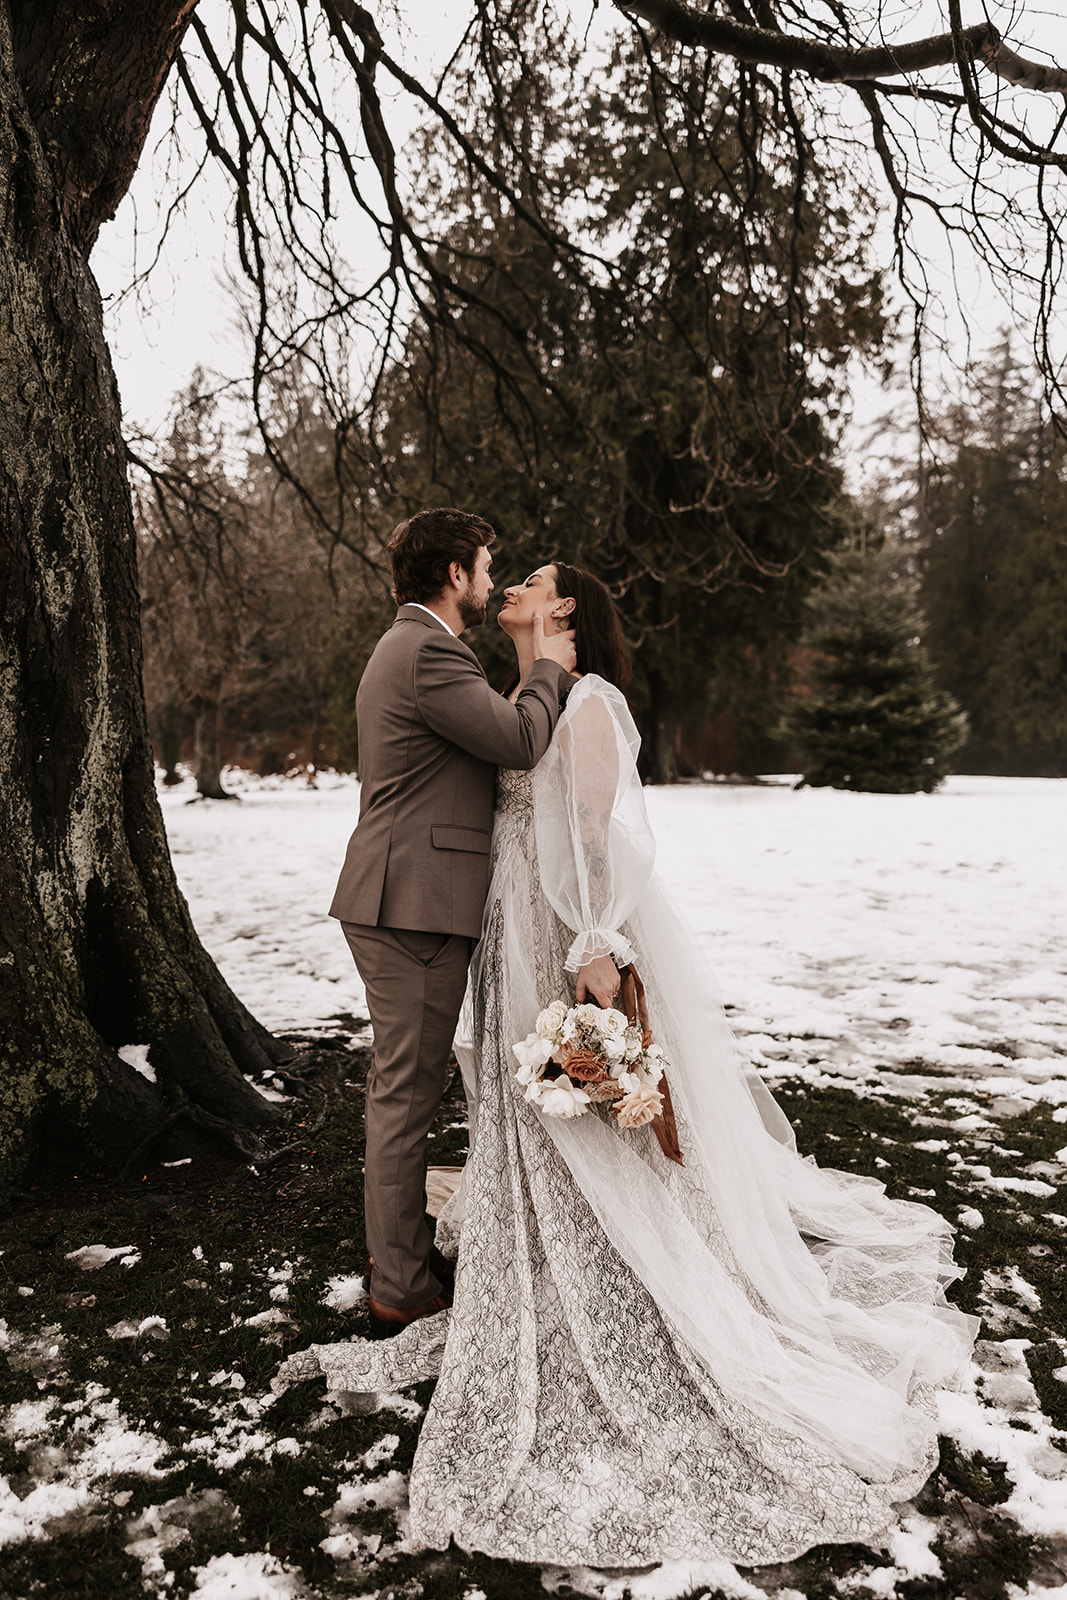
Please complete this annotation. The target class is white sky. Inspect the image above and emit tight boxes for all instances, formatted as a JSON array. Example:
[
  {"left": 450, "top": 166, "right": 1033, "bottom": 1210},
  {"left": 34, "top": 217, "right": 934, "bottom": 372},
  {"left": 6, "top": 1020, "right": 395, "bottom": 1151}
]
[{"left": 92, "top": 1, "right": 1067, "bottom": 461}]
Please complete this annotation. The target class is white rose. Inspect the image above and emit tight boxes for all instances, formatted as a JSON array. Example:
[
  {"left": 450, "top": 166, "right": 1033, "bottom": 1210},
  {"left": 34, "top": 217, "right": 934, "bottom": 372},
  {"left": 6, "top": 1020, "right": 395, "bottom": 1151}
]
[
  {"left": 538, "top": 1076, "right": 592, "bottom": 1119},
  {"left": 600, "top": 1008, "right": 628, "bottom": 1038},
  {"left": 571, "top": 1004, "right": 602, "bottom": 1031},
  {"left": 535, "top": 1000, "right": 569, "bottom": 1039},
  {"left": 511, "top": 1030, "right": 556, "bottom": 1068}
]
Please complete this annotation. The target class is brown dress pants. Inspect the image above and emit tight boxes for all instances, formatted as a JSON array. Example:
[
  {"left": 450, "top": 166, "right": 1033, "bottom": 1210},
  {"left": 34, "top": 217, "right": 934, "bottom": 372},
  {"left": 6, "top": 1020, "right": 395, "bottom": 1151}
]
[{"left": 341, "top": 921, "right": 472, "bottom": 1308}]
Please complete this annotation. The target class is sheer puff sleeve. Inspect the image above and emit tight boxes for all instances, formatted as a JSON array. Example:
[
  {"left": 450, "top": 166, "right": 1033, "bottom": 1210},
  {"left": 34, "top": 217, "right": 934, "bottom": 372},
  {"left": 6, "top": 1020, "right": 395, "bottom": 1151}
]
[{"left": 532, "top": 676, "right": 655, "bottom": 973}]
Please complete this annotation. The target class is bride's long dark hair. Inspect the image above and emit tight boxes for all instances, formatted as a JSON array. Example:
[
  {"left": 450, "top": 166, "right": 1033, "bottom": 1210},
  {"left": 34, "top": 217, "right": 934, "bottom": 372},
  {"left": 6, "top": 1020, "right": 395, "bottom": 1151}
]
[{"left": 553, "top": 563, "right": 631, "bottom": 692}]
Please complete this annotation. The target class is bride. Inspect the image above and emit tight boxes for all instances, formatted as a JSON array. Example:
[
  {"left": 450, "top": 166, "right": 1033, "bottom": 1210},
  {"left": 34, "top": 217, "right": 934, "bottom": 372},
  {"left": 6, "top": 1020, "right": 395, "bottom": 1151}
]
[{"left": 280, "top": 561, "right": 977, "bottom": 1568}]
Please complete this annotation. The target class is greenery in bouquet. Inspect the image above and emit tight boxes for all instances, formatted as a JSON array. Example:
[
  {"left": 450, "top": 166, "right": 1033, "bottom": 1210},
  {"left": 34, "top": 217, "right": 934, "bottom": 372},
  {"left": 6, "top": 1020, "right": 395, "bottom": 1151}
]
[{"left": 512, "top": 1000, "right": 666, "bottom": 1125}]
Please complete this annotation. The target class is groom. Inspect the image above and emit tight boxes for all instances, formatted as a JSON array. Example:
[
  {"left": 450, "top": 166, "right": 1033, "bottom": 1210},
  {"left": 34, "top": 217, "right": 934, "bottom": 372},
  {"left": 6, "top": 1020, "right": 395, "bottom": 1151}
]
[{"left": 330, "top": 508, "right": 576, "bottom": 1335}]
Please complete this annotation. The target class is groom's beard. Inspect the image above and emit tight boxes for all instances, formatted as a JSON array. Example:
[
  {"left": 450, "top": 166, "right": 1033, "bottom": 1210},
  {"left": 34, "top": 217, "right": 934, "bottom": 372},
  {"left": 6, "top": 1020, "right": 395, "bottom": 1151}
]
[{"left": 457, "top": 592, "right": 487, "bottom": 629}]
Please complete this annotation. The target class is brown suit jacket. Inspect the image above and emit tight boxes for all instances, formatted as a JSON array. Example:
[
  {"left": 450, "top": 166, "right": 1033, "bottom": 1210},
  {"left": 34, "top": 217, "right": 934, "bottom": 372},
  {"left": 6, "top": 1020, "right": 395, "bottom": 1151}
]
[{"left": 329, "top": 605, "right": 572, "bottom": 938}]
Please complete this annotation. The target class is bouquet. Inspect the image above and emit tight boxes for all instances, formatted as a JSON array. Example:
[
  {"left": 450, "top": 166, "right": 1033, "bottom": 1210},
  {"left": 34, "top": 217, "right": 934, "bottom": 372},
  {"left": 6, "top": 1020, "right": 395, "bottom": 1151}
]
[{"left": 513, "top": 996, "right": 667, "bottom": 1129}]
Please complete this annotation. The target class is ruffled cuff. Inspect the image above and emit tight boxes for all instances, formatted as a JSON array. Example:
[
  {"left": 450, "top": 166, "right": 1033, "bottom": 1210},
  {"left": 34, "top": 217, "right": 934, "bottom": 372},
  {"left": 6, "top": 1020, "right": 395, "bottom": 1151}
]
[{"left": 563, "top": 927, "right": 637, "bottom": 974}]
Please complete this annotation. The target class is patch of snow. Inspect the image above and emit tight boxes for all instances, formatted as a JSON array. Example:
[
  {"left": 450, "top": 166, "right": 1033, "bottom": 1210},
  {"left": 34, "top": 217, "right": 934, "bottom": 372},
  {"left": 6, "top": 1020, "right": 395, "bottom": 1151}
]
[
  {"left": 362, "top": 1434, "right": 399, "bottom": 1470},
  {"left": 0, "top": 1391, "right": 178, "bottom": 1550},
  {"left": 543, "top": 1559, "right": 767, "bottom": 1599},
  {"left": 0, "top": 1478, "right": 96, "bottom": 1547},
  {"left": 65, "top": 1244, "right": 139, "bottom": 1271},
  {"left": 1, "top": 1324, "right": 66, "bottom": 1382},
  {"left": 327, "top": 1470, "right": 408, "bottom": 1519},
  {"left": 189, "top": 1550, "right": 311, "bottom": 1597},
  {"left": 125, "top": 1489, "right": 238, "bottom": 1585},
  {"left": 939, "top": 1345, "right": 1067, "bottom": 1539},
  {"left": 957, "top": 1207, "right": 985, "bottom": 1229},
  {"left": 321, "top": 1275, "right": 367, "bottom": 1312},
  {"left": 317, "top": 1389, "right": 423, "bottom": 1424},
  {"left": 3, "top": 1398, "right": 56, "bottom": 1442},
  {"left": 118, "top": 1043, "right": 156, "bottom": 1082},
  {"left": 985, "top": 1176, "right": 1059, "bottom": 1199},
  {"left": 319, "top": 1469, "right": 413, "bottom": 1567}
]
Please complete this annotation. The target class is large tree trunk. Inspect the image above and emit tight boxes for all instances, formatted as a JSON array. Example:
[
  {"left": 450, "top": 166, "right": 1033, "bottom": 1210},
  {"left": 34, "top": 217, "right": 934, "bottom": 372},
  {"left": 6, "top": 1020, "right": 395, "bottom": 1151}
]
[
  {"left": 0, "top": 1, "right": 288, "bottom": 1186},
  {"left": 647, "top": 674, "right": 682, "bottom": 785},
  {"left": 157, "top": 700, "right": 184, "bottom": 786},
  {"left": 193, "top": 698, "right": 234, "bottom": 800}
]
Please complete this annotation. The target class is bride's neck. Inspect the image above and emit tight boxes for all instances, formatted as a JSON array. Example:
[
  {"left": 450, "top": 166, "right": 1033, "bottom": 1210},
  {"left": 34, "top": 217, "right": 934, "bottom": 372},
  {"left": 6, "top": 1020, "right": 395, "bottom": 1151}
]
[{"left": 510, "top": 630, "right": 537, "bottom": 695}]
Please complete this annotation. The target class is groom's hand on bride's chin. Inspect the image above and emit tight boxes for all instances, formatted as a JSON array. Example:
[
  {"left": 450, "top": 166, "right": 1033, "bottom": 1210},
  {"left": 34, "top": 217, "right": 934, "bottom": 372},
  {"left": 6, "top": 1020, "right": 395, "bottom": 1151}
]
[{"left": 532, "top": 611, "right": 577, "bottom": 674}]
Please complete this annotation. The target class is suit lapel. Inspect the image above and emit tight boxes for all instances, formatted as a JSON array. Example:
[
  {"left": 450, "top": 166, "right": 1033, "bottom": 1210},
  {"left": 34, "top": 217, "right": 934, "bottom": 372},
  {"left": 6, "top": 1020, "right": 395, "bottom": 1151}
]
[{"left": 395, "top": 604, "right": 482, "bottom": 668}]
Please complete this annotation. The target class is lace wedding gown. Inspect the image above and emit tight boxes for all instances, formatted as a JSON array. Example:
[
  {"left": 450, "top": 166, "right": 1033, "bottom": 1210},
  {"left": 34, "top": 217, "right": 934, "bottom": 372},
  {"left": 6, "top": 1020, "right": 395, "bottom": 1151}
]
[{"left": 279, "top": 677, "right": 977, "bottom": 1568}]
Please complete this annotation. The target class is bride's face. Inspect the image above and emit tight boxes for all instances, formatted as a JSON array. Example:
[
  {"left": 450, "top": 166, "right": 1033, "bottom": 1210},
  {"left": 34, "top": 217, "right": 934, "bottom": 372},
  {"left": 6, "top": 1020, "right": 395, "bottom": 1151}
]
[{"left": 498, "top": 564, "right": 572, "bottom": 635}]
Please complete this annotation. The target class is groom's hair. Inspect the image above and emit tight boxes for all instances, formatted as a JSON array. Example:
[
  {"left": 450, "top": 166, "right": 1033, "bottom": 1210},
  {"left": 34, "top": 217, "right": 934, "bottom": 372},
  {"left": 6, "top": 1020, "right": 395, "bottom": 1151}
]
[{"left": 388, "top": 508, "right": 496, "bottom": 605}]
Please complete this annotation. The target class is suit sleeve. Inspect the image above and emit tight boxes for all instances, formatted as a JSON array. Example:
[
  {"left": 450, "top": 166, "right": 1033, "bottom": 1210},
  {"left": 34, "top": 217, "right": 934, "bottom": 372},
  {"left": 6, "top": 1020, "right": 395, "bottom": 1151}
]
[{"left": 413, "top": 631, "right": 570, "bottom": 769}]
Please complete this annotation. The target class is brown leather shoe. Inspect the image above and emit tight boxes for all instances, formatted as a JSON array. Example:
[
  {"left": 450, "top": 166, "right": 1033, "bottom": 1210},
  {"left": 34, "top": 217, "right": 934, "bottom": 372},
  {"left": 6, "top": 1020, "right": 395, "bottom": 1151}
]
[{"left": 368, "top": 1290, "right": 452, "bottom": 1340}]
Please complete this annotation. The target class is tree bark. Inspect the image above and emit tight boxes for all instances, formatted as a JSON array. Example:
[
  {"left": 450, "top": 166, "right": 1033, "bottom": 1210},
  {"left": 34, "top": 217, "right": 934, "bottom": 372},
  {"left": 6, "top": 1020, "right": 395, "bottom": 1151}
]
[
  {"left": 647, "top": 676, "right": 681, "bottom": 785},
  {"left": 0, "top": 2, "right": 287, "bottom": 1186},
  {"left": 157, "top": 700, "right": 183, "bottom": 786},
  {"left": 193, "top": 699, "right": 234, "bottom": 800}
]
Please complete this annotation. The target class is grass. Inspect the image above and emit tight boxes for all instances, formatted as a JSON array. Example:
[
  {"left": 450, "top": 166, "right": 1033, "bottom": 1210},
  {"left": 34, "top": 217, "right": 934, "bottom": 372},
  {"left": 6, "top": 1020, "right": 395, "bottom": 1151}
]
[{"left": 1, "top": 1042, "right": 1065, "bottom": 1600}]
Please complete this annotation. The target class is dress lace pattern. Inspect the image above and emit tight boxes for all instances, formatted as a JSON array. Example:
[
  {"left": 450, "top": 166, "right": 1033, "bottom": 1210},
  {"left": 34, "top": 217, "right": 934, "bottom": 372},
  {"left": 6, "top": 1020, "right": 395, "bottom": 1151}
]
[
  {"left": 408, "top": 771, "right": 914, "bottom": 1565},
  {"left": 282, "top": 687, "right": 974, "bottom": 1569}
]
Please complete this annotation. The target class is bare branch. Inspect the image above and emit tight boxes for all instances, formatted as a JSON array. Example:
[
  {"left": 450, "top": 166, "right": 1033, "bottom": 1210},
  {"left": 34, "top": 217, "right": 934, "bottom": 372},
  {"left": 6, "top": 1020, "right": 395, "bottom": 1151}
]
[{"left": 616, "top": 0, "right": 1067, "bottom": 92}]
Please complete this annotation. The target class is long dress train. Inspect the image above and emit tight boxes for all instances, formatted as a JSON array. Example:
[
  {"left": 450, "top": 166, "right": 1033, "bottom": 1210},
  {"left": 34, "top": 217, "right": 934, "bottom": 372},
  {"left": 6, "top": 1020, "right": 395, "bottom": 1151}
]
[{"left": 279, "top": 676, "right": 977, "bottom": 1568}]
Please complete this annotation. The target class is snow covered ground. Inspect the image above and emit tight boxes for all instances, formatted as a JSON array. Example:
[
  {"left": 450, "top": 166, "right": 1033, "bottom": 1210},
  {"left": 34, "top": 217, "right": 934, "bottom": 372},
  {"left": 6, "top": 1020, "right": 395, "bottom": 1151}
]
[
  {"left": 3, "top": 769, "right": 1065, "bottom": 1600},
  {"left": 160, "top": 769, "right": 1067, "bottom": 1107}
]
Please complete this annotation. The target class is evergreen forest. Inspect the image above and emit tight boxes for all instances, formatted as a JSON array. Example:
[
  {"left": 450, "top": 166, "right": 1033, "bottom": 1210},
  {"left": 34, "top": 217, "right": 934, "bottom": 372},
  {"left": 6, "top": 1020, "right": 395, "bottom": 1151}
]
[{"left": 130, "top": 40, "right": 1067, "bottom": 790}]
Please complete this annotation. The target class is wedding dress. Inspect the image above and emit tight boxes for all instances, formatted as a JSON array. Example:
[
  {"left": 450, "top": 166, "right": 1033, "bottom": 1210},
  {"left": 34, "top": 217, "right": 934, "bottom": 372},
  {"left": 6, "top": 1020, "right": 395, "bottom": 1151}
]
[{"left": 278, "top": 676, "right": 977, "bottom": 1567}]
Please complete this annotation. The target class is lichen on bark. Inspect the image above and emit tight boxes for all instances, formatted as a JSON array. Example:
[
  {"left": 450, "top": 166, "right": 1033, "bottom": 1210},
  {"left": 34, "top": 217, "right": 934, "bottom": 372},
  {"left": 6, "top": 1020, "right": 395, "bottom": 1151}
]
[{"left": 0, "top": 1, "right": 291, "bottom": 1186}]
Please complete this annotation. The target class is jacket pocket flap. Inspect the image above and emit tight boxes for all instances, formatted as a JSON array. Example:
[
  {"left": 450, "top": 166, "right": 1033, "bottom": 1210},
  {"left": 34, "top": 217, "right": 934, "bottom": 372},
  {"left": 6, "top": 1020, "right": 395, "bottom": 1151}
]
[{"left": 431, "top": 825, "right": 491, "bottom": 854}]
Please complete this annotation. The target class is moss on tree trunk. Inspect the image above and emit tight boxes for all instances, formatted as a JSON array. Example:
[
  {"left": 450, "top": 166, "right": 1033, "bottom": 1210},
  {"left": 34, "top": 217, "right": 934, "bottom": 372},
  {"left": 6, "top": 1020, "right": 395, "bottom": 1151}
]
[{"left": 0, "top": 3, "right": 288, "bottom": 1187}]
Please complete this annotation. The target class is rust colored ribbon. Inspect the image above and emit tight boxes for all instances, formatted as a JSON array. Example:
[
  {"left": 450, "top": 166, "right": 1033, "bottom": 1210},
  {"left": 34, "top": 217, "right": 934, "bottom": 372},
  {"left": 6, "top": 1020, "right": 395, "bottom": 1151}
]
[{"left": 615, "top": 963, "right": 684, "bottom": 1167}]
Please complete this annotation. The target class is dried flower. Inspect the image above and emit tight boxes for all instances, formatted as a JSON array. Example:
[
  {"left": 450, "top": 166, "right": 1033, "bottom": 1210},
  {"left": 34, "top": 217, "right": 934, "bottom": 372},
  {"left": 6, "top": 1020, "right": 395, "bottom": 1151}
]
[
  {"left": 513, "top": 996, "right": 671, "bottom": 1132},
  {"left": 559, "top": 1044, "right": 603, "bottom": 1081},
  {"left": 613, "top": 1083, "right": 664, "bottom": 1129}
]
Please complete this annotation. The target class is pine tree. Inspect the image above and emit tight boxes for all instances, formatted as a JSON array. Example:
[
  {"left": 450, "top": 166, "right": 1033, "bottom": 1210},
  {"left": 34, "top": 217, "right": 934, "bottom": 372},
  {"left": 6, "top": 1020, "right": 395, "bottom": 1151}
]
[
  {"left": 375, "top": 31, "right": 887, "bottom": 779},
  {"left": 784, "top": 543, "right": 967, "bottom": 793},
  {"left": 918, "top": 339, "right": 1067, "bottom": 775}
]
